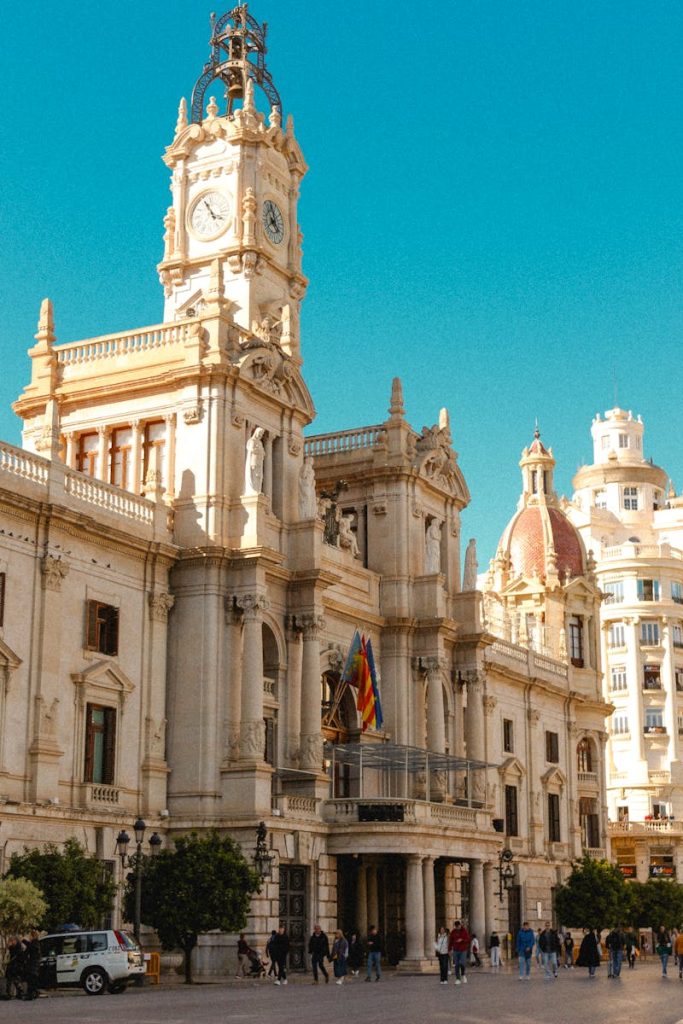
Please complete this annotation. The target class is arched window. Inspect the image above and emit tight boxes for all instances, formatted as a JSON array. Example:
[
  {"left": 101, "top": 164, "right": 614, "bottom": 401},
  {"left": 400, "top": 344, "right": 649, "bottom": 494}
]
[{"left": 577, "top": 738, "right": 592, "bottom": 773}]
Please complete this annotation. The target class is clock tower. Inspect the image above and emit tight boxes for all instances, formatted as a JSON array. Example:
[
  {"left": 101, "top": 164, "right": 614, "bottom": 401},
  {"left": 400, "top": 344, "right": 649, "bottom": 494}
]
[{"left": 158, "top": 5, "right": 307, "bottom": 360}]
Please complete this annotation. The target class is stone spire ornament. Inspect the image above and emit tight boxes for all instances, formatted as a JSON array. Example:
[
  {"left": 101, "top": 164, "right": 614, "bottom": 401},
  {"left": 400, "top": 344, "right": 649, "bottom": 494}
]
[
  {"left": 389, "top": 377, "right": 405, "bottom": 420},
  {"left": 206, "top": 95, "right": 219, "bottom": 120},
  {"left": 36, "top": 298, "right": 55, "bottom": 345},
  {"left": 176, "top": 96, "right": 188, "bottom": 134},
  {"left": 439, "top": 407, "right": 450, "bottom": 432}
]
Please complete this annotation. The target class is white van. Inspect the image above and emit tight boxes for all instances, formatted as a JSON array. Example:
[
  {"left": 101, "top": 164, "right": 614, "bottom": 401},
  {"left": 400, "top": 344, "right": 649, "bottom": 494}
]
[{"left": 39, "top": 929, "right": 145, "bottom": 994}]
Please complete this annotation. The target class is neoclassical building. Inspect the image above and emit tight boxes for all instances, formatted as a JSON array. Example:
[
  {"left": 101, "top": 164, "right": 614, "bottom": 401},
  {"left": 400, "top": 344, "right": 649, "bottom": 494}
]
[
  {"left": 568, "top": 407, "right": 683, "bottom": 882},
  {"left": 0, "top": 4, "right": 609, "bottom": 972}
]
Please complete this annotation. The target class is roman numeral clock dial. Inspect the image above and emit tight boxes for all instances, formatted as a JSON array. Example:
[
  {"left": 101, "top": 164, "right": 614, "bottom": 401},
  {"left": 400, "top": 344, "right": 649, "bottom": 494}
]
[
  {"left": 263, "top": 199, "right": 285, "bottom": 244},
  {"left": 189, "top": 191, "right": 231, "bottom": 240}
]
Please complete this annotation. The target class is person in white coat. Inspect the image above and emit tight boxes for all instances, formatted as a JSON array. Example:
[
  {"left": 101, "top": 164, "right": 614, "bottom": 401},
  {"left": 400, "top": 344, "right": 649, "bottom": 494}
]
[{"left": 434, "top": 926, "right": 450, "bottom": 984}]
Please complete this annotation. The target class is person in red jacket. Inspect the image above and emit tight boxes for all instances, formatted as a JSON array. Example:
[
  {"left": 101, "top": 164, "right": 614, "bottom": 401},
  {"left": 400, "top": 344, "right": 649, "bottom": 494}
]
[{"left": 448, "top": 920, "right": 471, "bottom": 985}]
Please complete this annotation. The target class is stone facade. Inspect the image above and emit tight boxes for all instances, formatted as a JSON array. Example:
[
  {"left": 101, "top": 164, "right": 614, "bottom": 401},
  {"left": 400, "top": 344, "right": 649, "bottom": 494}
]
[
  {"left": 0, "top": 4, "right": 610, "bottom": 975},
  {"left": 568, "top": 407, "right": 683, "bottom": 882}
]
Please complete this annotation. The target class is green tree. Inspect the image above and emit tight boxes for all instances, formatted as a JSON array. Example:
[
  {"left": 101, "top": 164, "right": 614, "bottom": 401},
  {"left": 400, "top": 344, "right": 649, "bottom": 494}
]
[
  {"left": 6, "top": 837, "right": 116, "bottom": 932},
  {"left": 630, "top": 879, "right": 683, "bottom": 931},
  {"left": 125, "top": 831, "right": 260, "bottom": 983},
  {"left": 0, "top": 877, "right": 47, "bottom": 964},
  {"left": 554, "top": 854, "right": 631, "bottom": 931}
]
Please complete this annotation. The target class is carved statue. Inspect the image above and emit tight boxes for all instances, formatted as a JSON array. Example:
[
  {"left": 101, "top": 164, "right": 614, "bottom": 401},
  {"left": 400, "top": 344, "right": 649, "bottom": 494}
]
[
  {"left": 338, "top": 513, "right": 360, "bottom": 558},
  {"left": 463, "top": 538, "right": 478, "bottom": 590},
  {"left": 298, "top": 456, "right": 317, "bottom": 520},
  {"left": 244, "top": 427, "right": 266, "bottom": 495},
  {"left": 425, "top": 520, "right": 442, "bottom": 574},
  {"left": 241, "top": 720, "right": 265, "bottom": 760}
]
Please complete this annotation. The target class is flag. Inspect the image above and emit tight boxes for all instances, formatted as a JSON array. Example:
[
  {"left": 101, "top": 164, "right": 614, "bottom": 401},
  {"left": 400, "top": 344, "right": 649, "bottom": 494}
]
[
  {"left": 340, "top": 630, "right": 363, "bottom": 688},
  {"left": 365, "top": 637, "right": 384, "bottom": 731}
]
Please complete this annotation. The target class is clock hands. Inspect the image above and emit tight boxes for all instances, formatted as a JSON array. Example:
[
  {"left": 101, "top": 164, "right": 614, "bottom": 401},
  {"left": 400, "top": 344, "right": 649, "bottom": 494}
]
[{"left": 202, "top": 198, "right": 218, "bottom": 222}]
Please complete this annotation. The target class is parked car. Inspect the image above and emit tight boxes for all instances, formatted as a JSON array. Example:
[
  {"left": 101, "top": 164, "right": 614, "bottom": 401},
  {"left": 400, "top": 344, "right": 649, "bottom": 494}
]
[{"left": 39, "top": 929, "right": 145, "bottom": 994}]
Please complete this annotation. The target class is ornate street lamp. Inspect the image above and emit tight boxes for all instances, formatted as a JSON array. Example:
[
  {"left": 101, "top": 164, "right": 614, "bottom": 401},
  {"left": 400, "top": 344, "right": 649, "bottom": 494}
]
[
  {"left": 497, "top": 847, "right": 515, "bottom": 901},
  {"left": 116, "top": 819, "right": 163, "bottom": 943},
  {"left": 253, "top": 821, "right": 274, "bottom": 882}
]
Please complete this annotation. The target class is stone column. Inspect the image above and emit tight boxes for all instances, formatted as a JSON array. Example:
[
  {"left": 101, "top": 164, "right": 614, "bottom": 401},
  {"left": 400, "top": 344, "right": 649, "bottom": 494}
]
[
  {"left": 285, "top": 619, "right": 304, "bottom": 766},
  {"left": 96, "top": 424, "right": 109, "bottom": 481},
  {"left": 423, "top": 857, "right": 436, "bottom": 957},
  {"left": 469, "top": 860, "right": 485, "bottom": 945},
  {"left": 625, "top": 617, "right": 646, "bottom": 760},
  {"left": 405, "top": 855, "right": 425, "bottom": 960},
  {"left": 483, "top": 862, "right": 495, "bottom": 949},
  {"left": 131, "top": 420, "right": 143, "bottom": 494},
  {"left": 238, "top": 593, "right": 268, "bottom": 761},
  {"left": 264, "top": 434, "right": 274, "bottom": 502},
  {"left": 367, "top": 862, "right": 379, "bottom": 928},
  {"left": 299, "top": 613, "right": 325, "bottom": 772},
  {"left": 226, "top": 602, "right": 243, "bottom": 761},
  {"left": 426, "top": 661, "right": 446, "bottom": 753},
  {"left": 356, "top": 862, "right": 368, "bottom": 938},
  {"left": 465, "top": 671, "right": 486, "bottom": 802},
  {"left": 64, "top": 432, "right": 76, "bottom": 468},
  {"left": 661, "top": 619, "right": 678, "bottom": 763},
  {"left": 165, "top": 413, "right": 176, "bottom": 498}
]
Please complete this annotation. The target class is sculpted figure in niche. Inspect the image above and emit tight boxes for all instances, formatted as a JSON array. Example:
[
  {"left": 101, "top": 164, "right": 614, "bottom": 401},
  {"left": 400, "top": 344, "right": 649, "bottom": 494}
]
[
  {"left": 425, "top": 519, "right": 442, "bottom": 574},
  {"left": 338, "top": 513, "right": 360, "bottom": 559},
  {"left": 244, "top": 427, "right": 266, "bottom": 495},
  {"left": 463, "top": 538, "right": 478, "bottom": 590},
  {"left": 298, "top": 456, "right": 317, "bottom": 520}
]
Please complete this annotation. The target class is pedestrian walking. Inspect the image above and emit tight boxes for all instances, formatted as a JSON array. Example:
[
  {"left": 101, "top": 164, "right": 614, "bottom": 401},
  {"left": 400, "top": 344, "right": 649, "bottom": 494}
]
[
  {"left": 563, "top": 932, "right": 574, "bottom": 968},
  {"left": 434, "top": 926, "right": 450, "bottom": 983},
  {"left": 538, "top": 922, "right": 558, "bottom": 979},
  {"left": 516, "top": 922, "right": 536, "bottom": 979},
  {"left": 605, "top": 925, "right": 625, "bottom": 978},
  {"left": 22, "top": 931, "right": 41, "bottom": 1001},
  {"left": 576, "top": 928, "right": 601, "bottom": 979},
  {"left": 448, "top": 919, "right": 470, "bottom": 985},
  {"left": 265, "top": 930, "right": 277, "bottom": 977},
  {"left": 675, "top": 930, "right": 683, "bottom": 978},
  {"left": 270, "top": 924, "right": 290, "bottom": 985},
  {"left": 469, "top": 933, "right": 481, "bottom": 967},
  {"left": 347, "top": 932, "right": 363, "bottom": 976},
  {"left": 365, "top": 926, "right": 383, "bottom": 981},
  {"left": 489, "top": 930, "right": 501, "bottom": 969},
  {"left": 535, "top": 928, "right": 543, "bottom": 968},
  {"left": 236, "top": 933, "right": 251, "bottom": 978},
  {"left": 308, "top": 923, "right": 330, "bottom": 984},
  {"left": 656, "top": 925, "right": 672, "bottom": 976},
  {"left": 625, "top": 929, "right": 637, "bottom": 969},
  {"left": 2, "top": 937, "right": 25, "bottom": 1000},
  {"left": 331, "top": 929, "right": 349, "bottom": 985}
]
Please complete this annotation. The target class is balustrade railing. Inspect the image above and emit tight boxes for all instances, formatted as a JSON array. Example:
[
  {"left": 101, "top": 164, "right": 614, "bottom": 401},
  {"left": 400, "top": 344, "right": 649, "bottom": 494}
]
[
  {"left": 304, "top": 425, "right": 386, "bottom": 457},
  {"left": 55, "top": 321, "right": 195, "bottom": 368}
]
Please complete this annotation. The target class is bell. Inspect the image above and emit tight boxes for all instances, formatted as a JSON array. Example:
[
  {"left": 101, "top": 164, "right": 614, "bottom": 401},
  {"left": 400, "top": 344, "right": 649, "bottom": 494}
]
[{"left": 227, "top": 74, "right": 244, "bottom": 105}]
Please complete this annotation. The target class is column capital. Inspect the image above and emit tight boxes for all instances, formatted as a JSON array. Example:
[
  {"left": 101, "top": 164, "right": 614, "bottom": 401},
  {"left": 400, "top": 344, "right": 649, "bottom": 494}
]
[
  {"left": 148, "top": 591, "right": 175, "bottom": 622},
  {"left": 97, "top": 424, "right": 109, "bottom": 438},
  {"left": 235, "top": 592, "right": 269, "bottom": 622},
  {"left": 300, "top": 613, "right": 326, "bottom": 640}
]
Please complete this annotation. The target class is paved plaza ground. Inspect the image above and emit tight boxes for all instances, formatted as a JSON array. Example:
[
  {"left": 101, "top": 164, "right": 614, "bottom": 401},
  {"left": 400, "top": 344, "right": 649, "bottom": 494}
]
[{"left": 3, "top": 961, "right": 683, "bottom": 1024}]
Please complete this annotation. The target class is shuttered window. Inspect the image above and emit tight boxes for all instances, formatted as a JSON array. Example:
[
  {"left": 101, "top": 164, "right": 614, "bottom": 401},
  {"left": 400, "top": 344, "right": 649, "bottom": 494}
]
[
  {"left": 84, "top": 704, "right": 116, "bottom": 784},
  {"left": 86, "top": 601, "right": 119, "bottom": 656}
]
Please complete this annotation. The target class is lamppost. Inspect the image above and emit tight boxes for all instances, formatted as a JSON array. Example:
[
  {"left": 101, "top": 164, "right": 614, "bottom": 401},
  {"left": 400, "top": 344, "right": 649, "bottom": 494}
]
[
  {"left": 497, "top": 847, "right": 515, "bottom": 901},
  {"left": 116, "top": 818, "right": 163, "bottom": 943},
  {"left": 253, "top": 821, "right": 274, "bottom": 882}
]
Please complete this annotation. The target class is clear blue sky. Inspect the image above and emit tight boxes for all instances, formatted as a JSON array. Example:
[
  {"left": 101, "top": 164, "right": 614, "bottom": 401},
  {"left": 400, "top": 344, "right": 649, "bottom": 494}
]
[{"left": 1, "top": 1, "right": 682, "bottom": 565}]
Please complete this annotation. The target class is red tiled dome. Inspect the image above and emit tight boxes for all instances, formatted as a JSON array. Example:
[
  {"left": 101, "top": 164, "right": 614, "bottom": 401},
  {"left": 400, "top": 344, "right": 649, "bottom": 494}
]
[{"left": 502, "top": 506, "right": 585, "bottom": 580}]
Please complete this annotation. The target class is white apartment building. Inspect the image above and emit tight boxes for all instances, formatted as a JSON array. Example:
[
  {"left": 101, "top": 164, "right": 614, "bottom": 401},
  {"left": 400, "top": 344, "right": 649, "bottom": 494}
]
[{"left": 569, "top": 406, "right": 683, "bottom": 881}]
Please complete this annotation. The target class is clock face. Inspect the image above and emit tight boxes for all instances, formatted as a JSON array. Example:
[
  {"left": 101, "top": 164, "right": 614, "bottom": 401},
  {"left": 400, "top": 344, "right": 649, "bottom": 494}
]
[
  {"left": 189, "top": 191, "right": 231, "bottom": 240},
  {"left": 263, "top": 199, "right": 285, "bottom": 244}
]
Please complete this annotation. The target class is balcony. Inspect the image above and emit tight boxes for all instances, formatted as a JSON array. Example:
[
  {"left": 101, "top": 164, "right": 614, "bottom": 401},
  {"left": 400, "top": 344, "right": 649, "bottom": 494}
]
[
  {"left": 584, "top": 847, "right": 607, "bottom": 860},
  {"left": 577, "top": 770, "right": 598, "bottom": 785},
  {"left": 609, "top": 819, "right": 683, "bottom": 835},
  {"left": 82, "top": 783, "right": 120, "bottom": 806},
  {"left": 644, "top": 725, "right": 667, "bottom": 736},
  {"left": 642, "top": 681, "right": 663, "bottom": 691}
]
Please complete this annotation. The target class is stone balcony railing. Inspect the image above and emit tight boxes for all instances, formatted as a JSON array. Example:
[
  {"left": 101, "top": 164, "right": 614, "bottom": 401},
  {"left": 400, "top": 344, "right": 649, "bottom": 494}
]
[
  {"left": 54, "top": 320, "right": 198, "bottom": 375},
  {"left": 486, "top": 638, "right": 569, "bottom": 682},
  {"left": 304, "top": 425, "right": 387, "bottom": 458},
  {"left": 609, "top": 819, "right": 683, "bottom": 835},
  {"left": 577, "top": 771, "right": 598, "bottom": 784},
  {"left": 322, "top": 797, "right": 481, "bottom": 829},
  {"left": 0, "top": 440, "right": 171, "bottom": 539},
  {"left": 602, "top": 542, "right": 683, "bottom": 562},
  {"left": 584, "top": 847, "right": 607, "bottom": 860},
  {"left": 83, "top": 783, "right": 121, "bottom": 806}
]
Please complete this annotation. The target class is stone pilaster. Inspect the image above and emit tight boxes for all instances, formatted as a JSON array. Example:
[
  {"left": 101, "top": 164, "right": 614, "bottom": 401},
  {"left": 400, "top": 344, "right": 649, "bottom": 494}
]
[
  {"left": 299, "top": 613, "right": 325, "bottom": 772},
  {"left": 469, "top": 859, "right": 485, "bottom": 946},
  {"left": 238, "top": 593, "right": 268, "bottom": 762},
  {"left": 423, "top": 856, "right": 436, "bottom": 958},
  {"left": 285, "top": 617, "right": 303, "bottom": 765},
  {"left": 404, "top": 855, "right": 425, "bottom": 960}
]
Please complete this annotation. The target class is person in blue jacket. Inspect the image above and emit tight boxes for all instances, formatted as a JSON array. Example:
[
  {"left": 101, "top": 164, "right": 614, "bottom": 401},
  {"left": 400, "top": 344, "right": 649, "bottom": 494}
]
[{"left": 516, "top": 921, "right": 536, "bottom": 979}]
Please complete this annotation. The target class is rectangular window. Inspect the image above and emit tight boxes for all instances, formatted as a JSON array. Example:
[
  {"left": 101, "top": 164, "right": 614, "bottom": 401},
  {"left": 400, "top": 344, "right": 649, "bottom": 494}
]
[
  {"left": 84, "top": 704, "right": 116, "bottom": 784},
  {"left": 0, "top": 571, "right": 5, "bottom": 627},
  {"left": 142, "top": 421, "right": 166, "bottom": 492},
  {"left": 264, "top": 717, "right": 275, "bottom": 766},
  {"left": 110, "top": 427, "right": 133, "bottom": 490},
  {"left": 623, "top": 486, "right": 639, "bottom": 511},
  {"left": 612, "top": 713, "right": 629, "bottom": 735},
  {"left": 618, "top": 433, "right": 629, "bottom": 449},
  {"left": 503, "top": 718, "right": 514, "bottom": 754},
  {"left": 672, "top": 583, "right": 683, "bottom": 606},
  {"left": 545, "top": 730, "right": 559, "bottom": 763},
  {"left": 644, "top": 707, "right": 664, "bottom": 732},
  {"left": 637, "top": 579, "right": 660, "bottom": 602},
  {"left": 548, "top": 793, "right": 561, "bottom": 842},
  {"left": 531, "top": 470, "right": 538, "bottom": 493},
  {"left": 603, "top": 581, "right": 623, "bottom": 604},
  {"left": 640, "top": 621, "right": 660, "bottom": 646},
  {"left": 601, "top": 436, "right": 610, "bottom": 451},
  {"left": 86, "top": 601, "right": 119, "bottom": 656},
  {"left": 609, "top": 623, "right": 626, "bottom": 648},
  {"left": 672, "top": 624, "right": 683, "bottom": 647},
  {"left": 675, "top": 669, "right": 683, "bottom": 693},
  {"left": 568, "top": 617, "right": 584, "bottom": 667},
  {"left": 76, "top": 433, "right": 99, "bottom": 476},
  {"left": 593, "top": 489, "right": 607, "bottom": 509},
  {"left": 579, "top": 797, "right": 600, "bottom": 848},
  {"left": 610, "top": 667, "right": 627, "bottom": 692},
  {"left": 643, "top": 665, "right": 661, "bottom": 690},
  {"left": 504, "top": 784, "right": 519, "bottom": 837}
]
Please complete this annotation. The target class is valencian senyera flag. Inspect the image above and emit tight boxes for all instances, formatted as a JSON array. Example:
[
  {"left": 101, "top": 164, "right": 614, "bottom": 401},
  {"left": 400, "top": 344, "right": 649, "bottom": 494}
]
[{"left": 341, "top": 630, "right": 384, "bottom": 732}]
